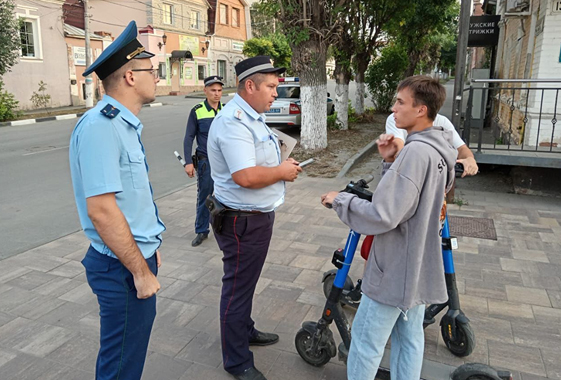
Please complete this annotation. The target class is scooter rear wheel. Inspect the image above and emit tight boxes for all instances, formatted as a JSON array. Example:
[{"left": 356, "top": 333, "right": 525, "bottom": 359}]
[
  {"left": 295, "top": 328, "right": 332, "bottom": 367},
  {"left": 441, "top": 321, "right": 476, "bottom": 357},
  {"left": 451, "top": 363, "right": 511, "bottom": 380}
]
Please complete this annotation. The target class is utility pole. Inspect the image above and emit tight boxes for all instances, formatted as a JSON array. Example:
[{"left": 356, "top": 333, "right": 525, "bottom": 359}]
[
  {"left": 448, "top": 0, "right": 471, "bottom": 203},
  {"left": 451, "top": 0, "right": 471, "bottom": 130},
  {"left": 83, "top": 0, "right": 94, "bottom": 108}
]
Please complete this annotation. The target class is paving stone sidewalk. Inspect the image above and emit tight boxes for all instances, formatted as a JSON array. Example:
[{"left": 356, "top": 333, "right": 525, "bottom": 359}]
[{"left": 0, "top": 175, "right": 560, "bottom": 380}]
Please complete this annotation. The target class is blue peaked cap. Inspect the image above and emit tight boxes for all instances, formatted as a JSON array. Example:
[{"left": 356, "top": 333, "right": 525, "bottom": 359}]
[{"left": 83, "top": 20, "right": 154, "bottom": 80}]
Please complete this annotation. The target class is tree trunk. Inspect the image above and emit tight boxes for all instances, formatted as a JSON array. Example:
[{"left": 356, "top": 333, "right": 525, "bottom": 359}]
[
  {"left": 404, "top": 49, "right": 421, "bottom": 77},
  {"left": 334, "top": 60, "right": 351, "bottom": 130},
  {"left": 354, "top": 54, "right": 369, "bottom": 115},
  {"left": 292, "top": 40, "right": 328, "bottom": 151}
]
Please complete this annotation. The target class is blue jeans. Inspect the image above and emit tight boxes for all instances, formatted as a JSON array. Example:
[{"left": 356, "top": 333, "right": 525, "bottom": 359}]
[
  {"left": 196, "top": 157, "right": 213, "bottom": 234},
  {"left": 347, "top": 295, "right": 425, "bottom": 380},
  {"left": 82, "top": 246, "right": 158, "bottom": 380}
]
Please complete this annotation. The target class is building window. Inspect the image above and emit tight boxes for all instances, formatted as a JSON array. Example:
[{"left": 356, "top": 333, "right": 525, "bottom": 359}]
[
  {"left": 218, "top": 60, "right": 226, "bottom": 81},
  {"left": 162, "top": 3, "right": 174, "bottom": 25},
  {"left": 198, "top": 65, "right": 205, "bottom": 80},
  {"left": 219, "top": 4, "right": 228, "bottom": 25},
  {"left": 20, "top": 19, "right": 40, "bottom": 58},
  {"left": 190, "top": 10, "right": 200, "bottom": 29},
  {"left": 158, "top": 62, "right": 167, "bottom": 79},
  {"left": 232, "top": 8, "right": 240, "bottom": 27}
]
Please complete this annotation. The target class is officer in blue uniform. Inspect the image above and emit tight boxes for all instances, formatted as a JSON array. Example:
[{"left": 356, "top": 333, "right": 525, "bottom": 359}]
[
  {"left": 207, "top": 56, "right": 303, "bottom": 380},
  {"left": 183, "top": 75, "right": 224, "bottom": 246},
  {"left": 68, "top": 21, "right": 165, "bottom": 380}
]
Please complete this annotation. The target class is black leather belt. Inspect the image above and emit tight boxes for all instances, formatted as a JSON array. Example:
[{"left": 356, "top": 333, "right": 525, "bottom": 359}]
[{"left": 197, "top": 153, "right": 207, "bottom": 160}]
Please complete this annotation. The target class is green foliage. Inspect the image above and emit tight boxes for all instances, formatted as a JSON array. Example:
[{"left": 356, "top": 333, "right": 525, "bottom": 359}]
[
  {"left": 0, "top": 0, "right": 22, "bottom": 76},
  {"left": 30, "top": 81, "right": 51, "bottom": 111},
  {"left": 387, "top": 0, "right": 458, "bottom": 76},
  {"left": 327, "top": 112, "right": 339, "bottom": 130},
  {"left": 353, "top": 107, "right": 377, "bottom": 123},
  {"left": 348, "top": 101, "right": 358, "bottom": 123},
  {"left": 250, "top": 2, "right": 277, "bottom": 38},
  {"left": 365, "top": 44, "right": 408, "bottom": 112},
  {"left": 0, "top": 79, "right": 20, "bottom": 121},
  {"left": 243, "top": 33, "right": 292, "bottom": 73},
  {"left": 439, "top": 41, "right": 457, "bottom": 72}
]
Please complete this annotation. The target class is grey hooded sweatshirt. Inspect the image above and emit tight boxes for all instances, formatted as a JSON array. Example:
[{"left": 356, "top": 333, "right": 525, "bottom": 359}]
[{"left": 332, "top": 127, "right": 457, "bottom": 311}]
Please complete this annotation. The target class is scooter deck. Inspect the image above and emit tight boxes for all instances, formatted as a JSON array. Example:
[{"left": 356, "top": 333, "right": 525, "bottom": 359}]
[{"left": 375, "top": 347, "right": 460, "bottom": 380}]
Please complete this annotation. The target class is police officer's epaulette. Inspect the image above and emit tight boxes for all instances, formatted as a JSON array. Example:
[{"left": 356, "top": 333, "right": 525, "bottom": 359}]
[
  {"left": 100, "top": 104, "right": 121, "bottom": 118},
  {"left": 193, "top": 104, "right": 203, "bottom": 111}
]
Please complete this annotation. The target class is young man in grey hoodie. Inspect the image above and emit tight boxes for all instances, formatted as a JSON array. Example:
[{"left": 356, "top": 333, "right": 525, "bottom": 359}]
[{"left": 321, "top": 76, "right": 457, "bottom": 380}]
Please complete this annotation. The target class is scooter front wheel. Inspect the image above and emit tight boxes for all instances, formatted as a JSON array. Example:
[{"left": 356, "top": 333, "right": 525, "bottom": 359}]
[
  {"left": 295, "top": 328, "right": 332, "bottom": 367},
  {"left": 441, "top": 321, "right": 476, "bottom": 357},
  {"left": 322, "top": 273, "right": 354, "bottom": 304}
]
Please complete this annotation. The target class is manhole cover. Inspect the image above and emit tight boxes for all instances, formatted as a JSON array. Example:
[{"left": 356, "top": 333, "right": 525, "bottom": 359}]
[{"left": 449, "top": 216, "right": 497, "bottom": 240}]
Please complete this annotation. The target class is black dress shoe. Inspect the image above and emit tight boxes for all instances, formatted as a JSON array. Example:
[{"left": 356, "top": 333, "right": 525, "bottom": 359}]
[
  {"left": 249, "top": 331, "right": 279, "bottom": 346},
  {"left": 233, "top": 367, "right": 267, "bottom": 380},
  {"left": 191, "top": 233, "right": 208, "bottom": 247}
]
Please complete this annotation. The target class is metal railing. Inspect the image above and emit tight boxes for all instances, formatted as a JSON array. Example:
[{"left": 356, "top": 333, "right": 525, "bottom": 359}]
[{"left": 463, "top": 79, "right": 561, "bottom": 155}]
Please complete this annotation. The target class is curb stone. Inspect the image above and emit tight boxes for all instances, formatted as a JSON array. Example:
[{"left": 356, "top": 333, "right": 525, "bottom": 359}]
[
  {"left": 336, "top": 139, "right": 378, "bottom": 178},
  {"left": 0, "top": 102, "right": 164, "bottom": 127}
]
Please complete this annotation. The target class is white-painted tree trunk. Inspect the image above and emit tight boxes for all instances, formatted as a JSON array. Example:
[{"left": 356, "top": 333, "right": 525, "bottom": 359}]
[
  {"left": 355, "top": 81, "right": 365, "bottom": 115},
  {"left": 300, "top": 84, "right": 328, "bottom": 150},
  {"left": 335, "top": 82, "right": 349, "bottom": 130}
]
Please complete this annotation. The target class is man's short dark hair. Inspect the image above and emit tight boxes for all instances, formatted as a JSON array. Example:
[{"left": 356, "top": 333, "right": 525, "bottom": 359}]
[
  {"left": 397, "top": 76, "right": 446, "bottom": 121},
  {"left": 101, "top": 60, "right": 139, "bottom": 93}
]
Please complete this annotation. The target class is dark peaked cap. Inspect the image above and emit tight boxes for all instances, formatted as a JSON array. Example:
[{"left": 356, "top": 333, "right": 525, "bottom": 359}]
[
  {"left": 83, "top": 21, "right": 154, "bottom": 80},
  {"left": 204, "top": 76, "right": 225, "bottom": 87},
  {"left": 235, "top": 56, "right": 286, "bottom": 81}
]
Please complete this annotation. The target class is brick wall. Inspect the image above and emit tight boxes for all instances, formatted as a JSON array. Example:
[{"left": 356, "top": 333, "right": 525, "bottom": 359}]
[
  {"left": 492, "top": 0, "right": 561, "bottom": 147},
  {"left": 151, "top": 0, "right": 208, "bottom": 36},
  {"left": 214, "top": 0, "right": 247, "bottom": 41}
]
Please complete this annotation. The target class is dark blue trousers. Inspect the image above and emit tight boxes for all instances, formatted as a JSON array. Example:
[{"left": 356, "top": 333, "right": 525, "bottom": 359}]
[
  {"left": 195, "top": 157, "right": 214, "bottom": 234},
  {"left": 82, "top": 246, "right": 158, "bottom": 380},
  {"left": 213, "top": 212, "right": 275, "bottom": 375}
]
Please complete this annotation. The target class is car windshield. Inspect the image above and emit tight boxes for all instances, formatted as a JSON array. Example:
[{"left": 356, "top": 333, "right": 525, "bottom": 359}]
[{"left": 276, "top": 86, "right": 300, "bottom": 99}]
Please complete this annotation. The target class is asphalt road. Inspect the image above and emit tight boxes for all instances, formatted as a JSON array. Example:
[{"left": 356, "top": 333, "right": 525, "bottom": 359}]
[
  {"left": 0, "top": 97, "right": 202, "bottom": 259},
  {"left": 1, "top": 80, "right": 374, "bottom": 260}
]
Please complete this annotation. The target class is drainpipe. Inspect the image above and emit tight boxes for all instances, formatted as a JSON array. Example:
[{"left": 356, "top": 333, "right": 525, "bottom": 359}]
[
  {"left": 494, "top": 1, "right": 506, "bottom": 78},
  {"left": 523, "top": 3, "right": 537, "bottom": 79},
  {"left": 84, "top": 0, "right": 94, "bottom": 108}
]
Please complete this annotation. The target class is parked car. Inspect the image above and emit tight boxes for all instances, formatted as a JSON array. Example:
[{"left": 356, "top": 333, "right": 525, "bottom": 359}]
[{"left": 265, "top": 77, "right": 335, "bottom": 127}]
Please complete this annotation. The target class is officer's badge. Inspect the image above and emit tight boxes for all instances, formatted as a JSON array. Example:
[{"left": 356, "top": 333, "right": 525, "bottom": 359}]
[{"left": 235, "top": 109, "right": 243, "bottom": 120}]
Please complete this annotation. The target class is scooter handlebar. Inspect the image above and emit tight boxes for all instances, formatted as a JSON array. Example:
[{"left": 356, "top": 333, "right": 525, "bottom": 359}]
[{"left": 324, "top": 175, "right": 376, "bottom": 209}]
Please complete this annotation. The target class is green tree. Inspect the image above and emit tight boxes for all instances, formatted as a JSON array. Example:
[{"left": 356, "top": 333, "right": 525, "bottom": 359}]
[
  {"left": 264, "top": 0, "right": 345, "bottom": 151},
  {"left": 365, "top": 43, "right": 408, "bottom": 112},
  {"left": 243, "top": 33, "right": 292, "bottom": 73},
  {"left": 387, "top": 0, "right": 457, "bottom": 77},
  {"left": 0, "top": 80, "right": 20, "bottom": 121},
  {"left": 332, "top": 30, "right": 354, "bottom": 130},
  {"left": 0, "top": 0, "right": 21, "bottom": 76},
  {"left": 349, "top": 0, "right": 401, "bottom": 115},
  {"left": 250, "top": 2, "right": 277, "bottom": 38}
]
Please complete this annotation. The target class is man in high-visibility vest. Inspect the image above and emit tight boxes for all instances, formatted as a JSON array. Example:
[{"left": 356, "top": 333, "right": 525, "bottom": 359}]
[{"left": 183, "top": 75, "right": 224, "bottom": 246}]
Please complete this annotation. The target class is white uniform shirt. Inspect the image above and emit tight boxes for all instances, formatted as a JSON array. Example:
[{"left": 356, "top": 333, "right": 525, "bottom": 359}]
[
  {"left": 385, "top": 114, "right": 465, "bottom": 149},
  {"left": 207, "top": 94, "right": 284, "bottom": 212}
]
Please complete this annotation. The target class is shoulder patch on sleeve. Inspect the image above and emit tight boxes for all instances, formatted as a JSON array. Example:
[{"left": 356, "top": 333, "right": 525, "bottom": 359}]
[
  {"left": 100, "top": 104, "right": 120, "bottom": 118},
  {"left": 193, "top": 104, "right": 203, "bottom": 111}
]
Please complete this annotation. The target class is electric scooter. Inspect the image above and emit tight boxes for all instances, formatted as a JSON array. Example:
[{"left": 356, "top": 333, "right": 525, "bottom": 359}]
[
  {"left": 295, "top": 171, "right": 512, "bottom": 380},
  {"left": 321, "top": 163, "right": 475, "bottom": 357}
]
